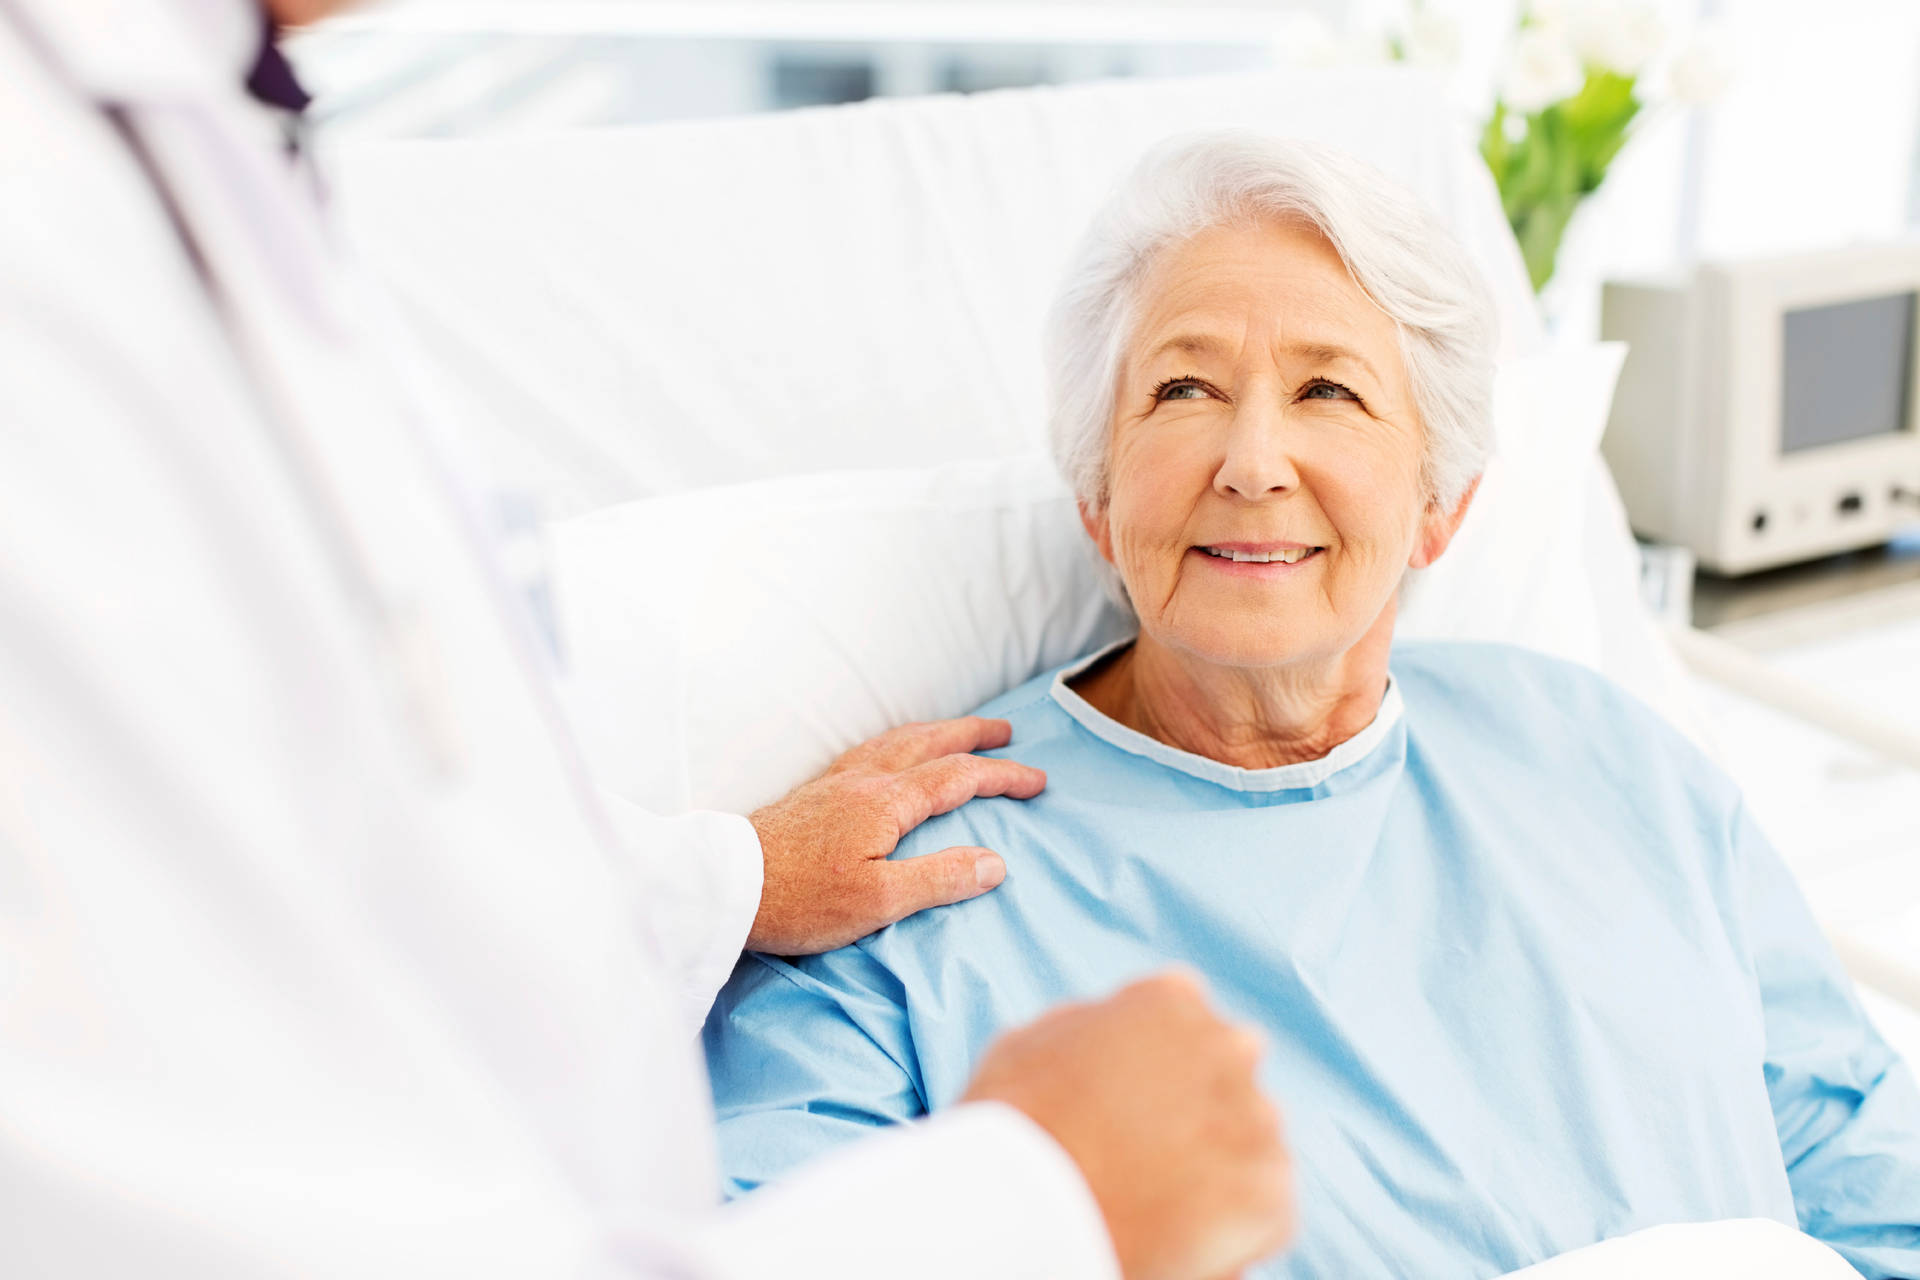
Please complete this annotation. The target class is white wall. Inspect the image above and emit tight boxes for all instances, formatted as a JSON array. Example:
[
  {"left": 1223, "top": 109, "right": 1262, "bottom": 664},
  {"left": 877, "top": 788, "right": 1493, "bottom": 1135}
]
[
  {"left": 293, "top": 0, "right": 1920, "bottom": 328},
  {"left": 1545, "top": 0, "right": 1920, "bottom": 341},
  {"left": 1693, "top": 0, "right": 1920, "bottom": 259}
]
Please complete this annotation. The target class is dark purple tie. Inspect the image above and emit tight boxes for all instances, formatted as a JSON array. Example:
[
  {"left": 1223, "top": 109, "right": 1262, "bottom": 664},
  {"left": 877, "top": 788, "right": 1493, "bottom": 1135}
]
[{"left": 244, "top": 6, "right": 311, "bottom": 115}]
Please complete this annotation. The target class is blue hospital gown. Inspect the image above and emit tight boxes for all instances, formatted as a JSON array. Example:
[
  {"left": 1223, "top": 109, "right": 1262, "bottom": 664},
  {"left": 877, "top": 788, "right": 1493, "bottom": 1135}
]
[{"left": 703, "top": 640, "right": 1920, "bottom": 1278}]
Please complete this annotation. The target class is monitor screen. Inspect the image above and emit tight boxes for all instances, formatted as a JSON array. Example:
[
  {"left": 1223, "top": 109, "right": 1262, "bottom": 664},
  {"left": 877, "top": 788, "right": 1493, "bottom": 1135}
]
[{"left": 1780, "top": 290, "right": 1916, "bottom": 452}]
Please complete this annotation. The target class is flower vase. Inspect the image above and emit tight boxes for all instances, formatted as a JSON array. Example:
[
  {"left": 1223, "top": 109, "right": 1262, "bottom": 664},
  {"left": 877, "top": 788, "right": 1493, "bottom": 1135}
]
[{"left": 1531, "top": 188, "right": 1609, "bottom": 342}]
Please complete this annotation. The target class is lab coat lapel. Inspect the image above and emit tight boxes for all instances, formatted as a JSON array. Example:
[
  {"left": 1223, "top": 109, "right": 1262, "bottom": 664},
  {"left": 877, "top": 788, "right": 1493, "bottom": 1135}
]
[{"left": 3, "top": 0, "right": 255, "bottom": 106}]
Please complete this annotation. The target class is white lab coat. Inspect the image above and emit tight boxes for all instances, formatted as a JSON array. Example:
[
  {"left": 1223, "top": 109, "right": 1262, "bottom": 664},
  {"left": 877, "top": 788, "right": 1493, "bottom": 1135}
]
[{"left": 0, "top": 1, "right": 1117, "bottom": 1275}]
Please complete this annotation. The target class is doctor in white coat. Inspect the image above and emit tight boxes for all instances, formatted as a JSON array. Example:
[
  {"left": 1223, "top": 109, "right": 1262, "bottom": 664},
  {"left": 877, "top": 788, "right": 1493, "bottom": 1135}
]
[{"left": 0, "top": 1, "right": 1295, "bottom": 1277}]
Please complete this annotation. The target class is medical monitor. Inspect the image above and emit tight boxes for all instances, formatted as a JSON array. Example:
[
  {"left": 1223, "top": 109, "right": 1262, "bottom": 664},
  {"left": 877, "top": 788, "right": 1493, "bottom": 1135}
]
[{"left": 1602, "top": 243, "right": 1920, "bottom": 575}]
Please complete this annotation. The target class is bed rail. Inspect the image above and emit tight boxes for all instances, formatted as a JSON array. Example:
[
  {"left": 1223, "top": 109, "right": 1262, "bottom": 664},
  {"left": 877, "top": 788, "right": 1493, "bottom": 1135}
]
[
  {"left": 1672, "top": 625, "right": 1920, "bottom": 1014},
  {"left": 1671, "top": 625, "right": 1920, "bottom": 775}
]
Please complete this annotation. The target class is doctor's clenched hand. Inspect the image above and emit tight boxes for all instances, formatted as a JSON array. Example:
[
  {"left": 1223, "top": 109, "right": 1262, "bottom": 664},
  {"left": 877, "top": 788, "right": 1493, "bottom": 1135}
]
[
  {"left": 964, "top": 970, "right": 1298, "bottom": 1280},
  {"left": 745, "top": 715, "right": 1044, "bottom": 953}
]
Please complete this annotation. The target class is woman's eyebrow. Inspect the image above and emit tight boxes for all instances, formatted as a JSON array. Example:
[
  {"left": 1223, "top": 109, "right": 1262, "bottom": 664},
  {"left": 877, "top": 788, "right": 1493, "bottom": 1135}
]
[
  {"left": 1141, "top": 333, "right": 1232, "bottom": 364},
  {"left": 1141, "top": 333, "right": 1380, "bottom": 385},
  {"left": 1282, "top": 341, "right": 1380, "bottom": 384}
]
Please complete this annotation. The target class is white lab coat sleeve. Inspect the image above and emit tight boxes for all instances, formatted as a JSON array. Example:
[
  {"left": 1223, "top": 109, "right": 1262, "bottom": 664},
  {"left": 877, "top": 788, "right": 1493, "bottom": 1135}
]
[
  {"left": 600, "top": 793, "right": 764, "bottom": 1033},
  {"left": 682, "top": 1101, "right": 1122, "bottom": 1280}
]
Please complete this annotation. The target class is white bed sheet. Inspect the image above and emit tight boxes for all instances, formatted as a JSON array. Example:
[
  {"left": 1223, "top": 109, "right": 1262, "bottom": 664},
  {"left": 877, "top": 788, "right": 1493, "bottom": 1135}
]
[{"left": 1498, "top": 1218, "right": 1857, "bottom": 1279}]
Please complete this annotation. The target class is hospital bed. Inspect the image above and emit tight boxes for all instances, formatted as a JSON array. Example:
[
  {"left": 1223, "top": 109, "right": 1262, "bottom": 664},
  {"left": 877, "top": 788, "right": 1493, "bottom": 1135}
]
[{"left": 326, "top": 65, "right": 1918, "bottom": 1275}]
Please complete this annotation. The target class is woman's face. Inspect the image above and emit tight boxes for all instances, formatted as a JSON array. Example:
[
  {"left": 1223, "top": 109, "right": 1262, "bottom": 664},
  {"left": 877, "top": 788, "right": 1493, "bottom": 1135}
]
[{"left": 1083, "top": 217, "right": 1473, "bottom": 672}]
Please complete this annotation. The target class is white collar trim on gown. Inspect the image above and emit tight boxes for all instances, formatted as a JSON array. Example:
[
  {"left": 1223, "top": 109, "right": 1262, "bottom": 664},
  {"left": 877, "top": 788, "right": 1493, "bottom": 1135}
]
[{"left": 1048, "top": 636, "right": 1404, "bottom": 794}]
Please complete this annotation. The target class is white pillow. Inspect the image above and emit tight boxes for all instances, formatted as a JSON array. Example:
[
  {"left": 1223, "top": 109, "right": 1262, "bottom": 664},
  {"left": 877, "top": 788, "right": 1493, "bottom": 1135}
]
[
  {"left": 1496, "top": 1219, "right": 1857, "bottom": 1279},
  {"left": 1396, "top": 343, "right": 1623, "bottom": 665},
  {"left": 554, "top": 344, "right": 1665, "bottom": 816},
  {"left": 553, "top": 457, "right": 1131, "bottom": 816}
]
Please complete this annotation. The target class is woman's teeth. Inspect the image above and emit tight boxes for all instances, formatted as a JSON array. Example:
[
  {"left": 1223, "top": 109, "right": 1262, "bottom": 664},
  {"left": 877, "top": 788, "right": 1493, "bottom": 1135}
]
[{"left": 1202, "top": 546, "right": 1317, "bottom": 564}]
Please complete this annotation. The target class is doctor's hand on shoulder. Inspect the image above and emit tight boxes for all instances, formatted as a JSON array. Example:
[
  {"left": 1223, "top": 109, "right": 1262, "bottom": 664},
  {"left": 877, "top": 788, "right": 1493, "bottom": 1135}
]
[{"left": 745, "top": 714, "right": 1042, "bottom": 953}]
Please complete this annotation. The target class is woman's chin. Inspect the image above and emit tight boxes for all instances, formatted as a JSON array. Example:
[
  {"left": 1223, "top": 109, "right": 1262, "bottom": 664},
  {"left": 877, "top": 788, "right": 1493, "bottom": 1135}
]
[{"left": 1152, "top": 617, "right": 1338, "bottom": 672}]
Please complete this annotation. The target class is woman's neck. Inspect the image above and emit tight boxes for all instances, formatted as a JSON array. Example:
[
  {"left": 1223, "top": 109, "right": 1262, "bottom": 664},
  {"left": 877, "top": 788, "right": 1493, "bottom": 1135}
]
[{"left": 1070, "top": 614, "right": 1395, "bottom": 771}]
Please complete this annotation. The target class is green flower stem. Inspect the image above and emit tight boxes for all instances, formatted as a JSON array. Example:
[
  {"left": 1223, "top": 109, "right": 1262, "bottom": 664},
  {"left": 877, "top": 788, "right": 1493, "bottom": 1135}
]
[{"left": 1480, "top": 69, "right": 1643, "bottom": 292}]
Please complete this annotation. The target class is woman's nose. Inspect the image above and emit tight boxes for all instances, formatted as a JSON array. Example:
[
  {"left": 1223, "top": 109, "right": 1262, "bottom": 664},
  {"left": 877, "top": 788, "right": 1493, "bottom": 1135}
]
[{"left": 1212, "top": 403, "right": 1302, "bottom": 500}]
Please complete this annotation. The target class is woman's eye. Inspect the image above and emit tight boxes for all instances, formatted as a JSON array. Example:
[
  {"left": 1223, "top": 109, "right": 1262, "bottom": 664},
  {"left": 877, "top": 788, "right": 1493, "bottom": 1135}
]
[
  {"left": 1157, "top": 381, "right": 1209, "bottom": 401},
  {"left": 1301, "top": 379, "right": 1357, "bottom": 401}
]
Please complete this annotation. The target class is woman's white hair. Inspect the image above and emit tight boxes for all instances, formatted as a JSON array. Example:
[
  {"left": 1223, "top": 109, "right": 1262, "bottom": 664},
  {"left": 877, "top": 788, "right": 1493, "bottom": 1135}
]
[{"left": 1046, "top": 131, "right": 1498, "bottom": 525}]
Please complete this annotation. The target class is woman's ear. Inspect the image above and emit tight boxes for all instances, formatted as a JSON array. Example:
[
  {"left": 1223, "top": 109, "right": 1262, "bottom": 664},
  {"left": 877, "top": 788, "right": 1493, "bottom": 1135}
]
[
  {"left": 1408, "top": 474, "right": 1482, "bottom": 570},
  {"left": 1078, "top": 497, "right": 1117, "bottom": 567}
]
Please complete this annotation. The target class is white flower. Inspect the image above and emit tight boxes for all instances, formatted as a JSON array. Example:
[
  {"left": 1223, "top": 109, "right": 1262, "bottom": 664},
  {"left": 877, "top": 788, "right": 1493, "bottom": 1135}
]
[
  {"left": 1401, "top": 9, "right": 1464, "bottom": 68},
  {"left": 1502, "top": 26, "right": 1584, "bottom": 114},
  {"left": 1567, "top": 0, "right": 1669, "bottom": 77},
  {"left": 1664, "top": 29, "right": 1733, "bottom": 103}
]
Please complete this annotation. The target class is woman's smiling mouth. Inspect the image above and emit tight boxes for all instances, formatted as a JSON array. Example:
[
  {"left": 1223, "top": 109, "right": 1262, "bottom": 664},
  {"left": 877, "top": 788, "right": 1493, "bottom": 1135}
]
[{"left": 1191, "top": 543, "right": 1324, "bottom": 573}]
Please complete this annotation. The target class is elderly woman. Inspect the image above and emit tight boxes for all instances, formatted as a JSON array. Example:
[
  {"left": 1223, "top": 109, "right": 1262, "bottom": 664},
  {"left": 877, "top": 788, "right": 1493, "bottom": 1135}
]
[{"left": 702, "top": 134, "right": 1920, "bottom": 1277}]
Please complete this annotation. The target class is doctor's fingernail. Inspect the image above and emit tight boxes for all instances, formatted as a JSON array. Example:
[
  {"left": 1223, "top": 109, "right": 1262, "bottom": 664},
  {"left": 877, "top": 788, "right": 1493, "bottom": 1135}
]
[{"left": 975, "top": 854, "right": 1006, "bottom": 890}]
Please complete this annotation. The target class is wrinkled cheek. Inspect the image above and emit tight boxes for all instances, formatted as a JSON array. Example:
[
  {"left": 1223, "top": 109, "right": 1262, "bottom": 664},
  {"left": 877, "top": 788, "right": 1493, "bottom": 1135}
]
[
  {"left": 1109, "top": 520, "right": 1182, "bottom": 610},
  {"left": 1330, "top": 529, "right": 1419, "bottom": 612},
  {"left": 1105, "top": 449, "right": 1211, "bottom": 609},
  {"left": 1109, "top": 524, "right": 1158, "bottom": 592},
  {"left": 1332, "top": 539, "right": 1398, "bottom": 590}
]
